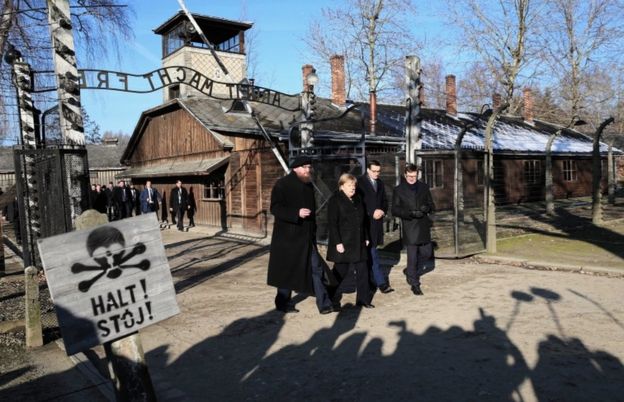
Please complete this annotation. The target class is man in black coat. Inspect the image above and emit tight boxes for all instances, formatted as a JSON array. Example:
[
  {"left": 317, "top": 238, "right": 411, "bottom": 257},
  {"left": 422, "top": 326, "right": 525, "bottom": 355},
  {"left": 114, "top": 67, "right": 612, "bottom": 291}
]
[
  {"left": 391, "top": 163, "right": 435, "bottom": 296},
  {"left": 267, "top": 156, "right": 334, "bottom": 314},
  {"left": 169, "top": 180, "right": 189, "bottom": 231},
  {"left": 357, "top": 159, "right": 392, "bottom": 293},
  {"left": 112, "top": 180, "right": 132, "bottom": 219}
]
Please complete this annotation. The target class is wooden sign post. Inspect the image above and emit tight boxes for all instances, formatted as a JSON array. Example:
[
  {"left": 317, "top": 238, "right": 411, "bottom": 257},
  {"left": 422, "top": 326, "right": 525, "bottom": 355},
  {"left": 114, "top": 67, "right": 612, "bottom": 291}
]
[{"left": 38, "top": 213, "right": 178, "bottom": 400}]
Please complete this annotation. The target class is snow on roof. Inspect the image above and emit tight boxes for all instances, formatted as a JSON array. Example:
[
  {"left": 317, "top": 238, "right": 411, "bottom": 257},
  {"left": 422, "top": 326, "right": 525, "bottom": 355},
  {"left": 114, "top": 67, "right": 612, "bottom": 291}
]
[{"left": 377, "top": 107, "right": 618, "bottom": 154}]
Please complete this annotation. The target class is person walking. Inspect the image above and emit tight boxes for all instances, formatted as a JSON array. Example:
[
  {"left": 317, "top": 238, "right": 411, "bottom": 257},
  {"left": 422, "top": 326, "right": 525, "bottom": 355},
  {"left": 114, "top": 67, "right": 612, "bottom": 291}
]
[
  {"left": 169, "top": 180, "right": 189, "bottom": 231},
  {"left": 187, "top": 187, "right": 197, "bottom": 228},
  {"left": 267, "top": 156, "right": 334, "bottom": 315},
  {"left": 391, "top": 163, "right": 435, "bottom": 296},
  {"left": 327, "top": 173, "right": 374, "bottom": 309},
  {"left": 92, "top": 184, "right": 108, "bottom": 214},
  {"left": 113, "top": 180, "right": 132, "bottom": 219},
  {"left": 357, "top": 159, "right": 392, "bottom": 293},
  {"left": 129, "top": 184, "right": 141, "bottom": 216},
  {"left": 140, "top": 180, "right": 161, "bottom": 214},
  {"left": 105, "top": 182, "right": 115, "bottom": 221}
]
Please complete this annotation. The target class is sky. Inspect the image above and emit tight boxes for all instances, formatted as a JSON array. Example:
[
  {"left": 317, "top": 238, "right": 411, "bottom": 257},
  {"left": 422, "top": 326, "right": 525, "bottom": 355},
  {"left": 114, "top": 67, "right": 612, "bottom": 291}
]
[{"left": 80, "top": 0, "right": 447, "bottom": 136}]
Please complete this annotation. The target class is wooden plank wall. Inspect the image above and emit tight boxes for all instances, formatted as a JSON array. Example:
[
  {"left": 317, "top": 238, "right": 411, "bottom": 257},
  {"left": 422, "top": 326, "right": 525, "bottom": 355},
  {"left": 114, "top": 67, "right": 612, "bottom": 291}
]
[{"left": 130, "top": 109, "right": 227, "bottom": 164}]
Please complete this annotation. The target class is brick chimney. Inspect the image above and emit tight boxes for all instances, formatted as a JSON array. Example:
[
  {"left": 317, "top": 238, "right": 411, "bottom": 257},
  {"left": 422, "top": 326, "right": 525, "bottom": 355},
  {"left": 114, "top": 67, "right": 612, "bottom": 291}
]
[
  {"left": 523, "top": 87, "right": 534, "bottom": 124},
  {"left": 445, "top": 74, "right": 457, "bottom": 116},
  {"left": 330, "top": 55, "right": 346, "bottom": 106},
  {"left": 302, "top": 64, "right": 315, "bottom": 92},
  {"left": 492, "top": 93, "right": 502, "bottom": 111}
]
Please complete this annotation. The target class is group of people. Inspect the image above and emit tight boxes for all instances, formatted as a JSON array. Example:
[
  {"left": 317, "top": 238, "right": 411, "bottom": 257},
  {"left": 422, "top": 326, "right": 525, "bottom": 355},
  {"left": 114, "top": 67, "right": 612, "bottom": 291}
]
[
  {"left": 267, "top": 156, "right": 435, "bottom": 314},
  {"left": 89, "top": 180, "right": 142, "bottom": 221},
  {"left": 89, "top": 179, "right": 197, "bottom": 230}
]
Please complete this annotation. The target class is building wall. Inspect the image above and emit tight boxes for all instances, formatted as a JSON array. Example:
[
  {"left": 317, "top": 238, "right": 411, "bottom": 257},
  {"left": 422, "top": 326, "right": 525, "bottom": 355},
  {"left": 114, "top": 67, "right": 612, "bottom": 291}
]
[{"left": 130, "top": 109, "right": 227, "bottom": 164}]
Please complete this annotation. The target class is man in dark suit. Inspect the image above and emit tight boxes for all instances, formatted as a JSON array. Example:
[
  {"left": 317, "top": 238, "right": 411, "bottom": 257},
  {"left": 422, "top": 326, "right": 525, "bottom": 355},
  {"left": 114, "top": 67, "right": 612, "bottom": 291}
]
[
  {"left": 391, "top": 163, "right": 435, "bottom": 296},
  {"left": 129, "top": 184, "right": 141, "bottom": 216},
  {"left": 113, "top": 180, "right": 132, "bottom": 219},
  {"left": 169, "top": 179, "right": 189, "bottom": 231},
  {"left": 357, "top": 159, "right": 392, "bottom": 293},
  {"left": 140, "top": 180, "right": 161, "bottom": 214}
]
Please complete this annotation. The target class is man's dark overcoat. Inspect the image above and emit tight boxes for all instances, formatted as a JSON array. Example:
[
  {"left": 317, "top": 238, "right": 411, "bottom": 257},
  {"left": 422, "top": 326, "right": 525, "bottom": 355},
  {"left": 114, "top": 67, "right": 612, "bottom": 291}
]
[
  {"left": 267, "top": 171, "right": 316, "bottom": 294},
  {"left": 391, "top": 180, "right": 435, "bottom": 245},
  {"left": 170, "top": 186, "right": 189, "bottom": 211},
  {"left": 357, "top": 174, "right": 388, "bottom": 247},
  {"left": 326, "top": 190, "right": 368, "bottom": 264}
]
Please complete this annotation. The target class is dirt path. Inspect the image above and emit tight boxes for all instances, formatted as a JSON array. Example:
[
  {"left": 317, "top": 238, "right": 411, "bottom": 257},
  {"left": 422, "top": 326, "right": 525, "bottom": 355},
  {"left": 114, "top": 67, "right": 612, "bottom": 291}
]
[{"left": 139, "top": 234, "right": 624, "bottom": 402}]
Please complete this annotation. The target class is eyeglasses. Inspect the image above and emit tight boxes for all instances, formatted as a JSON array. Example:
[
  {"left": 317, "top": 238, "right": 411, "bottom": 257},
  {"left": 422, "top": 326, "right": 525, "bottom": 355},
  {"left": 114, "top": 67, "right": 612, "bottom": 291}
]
[
  {"left": 405, "top": 174, "right": 418, "bottom": 179},
  {"left": 369, "top": 169, "right": 381, "bottom": 173}
]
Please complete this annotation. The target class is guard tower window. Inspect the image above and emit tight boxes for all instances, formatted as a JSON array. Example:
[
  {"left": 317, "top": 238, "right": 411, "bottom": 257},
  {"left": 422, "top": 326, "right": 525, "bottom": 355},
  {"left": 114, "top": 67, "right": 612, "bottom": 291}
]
[
  {"left": 168, "top": 84, "right": 180, "bottom": 99},
  {"left": 156, "top": 13, "right": 252, "bottom": 58}
]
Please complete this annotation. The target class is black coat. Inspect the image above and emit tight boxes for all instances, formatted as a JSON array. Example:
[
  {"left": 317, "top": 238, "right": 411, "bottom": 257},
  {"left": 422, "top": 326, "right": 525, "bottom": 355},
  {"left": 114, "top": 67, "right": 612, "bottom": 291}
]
[
  {"left": 112, "top": 186, "right": 131, "bottom": 208},
  {"left": 170, "top": 187, "right": 189, "bottom": 211},
  {"left": 267, "top": 172, "right": 316, "bottom": 294},
  {"left": 357, "top": 174, "right": 388, "bottom": 247},
  {"left": 326, "top": 190, "right": 368, "bottom": 264},
  {"left": 91, "top": 190, "right": 108, "bottom": 214},
  {"left": 391, "top": 180, "right": 435, "bottom": 245}
]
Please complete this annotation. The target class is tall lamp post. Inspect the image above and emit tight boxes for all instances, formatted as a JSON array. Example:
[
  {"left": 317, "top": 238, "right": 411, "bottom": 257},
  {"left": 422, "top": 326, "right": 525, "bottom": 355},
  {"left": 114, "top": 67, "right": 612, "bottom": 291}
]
[
  {"left": 544, "top": 116, "right": 586, "bottom": 215},
  {"left": 300, "top": 72, "right": 318, "bottom": 149}
]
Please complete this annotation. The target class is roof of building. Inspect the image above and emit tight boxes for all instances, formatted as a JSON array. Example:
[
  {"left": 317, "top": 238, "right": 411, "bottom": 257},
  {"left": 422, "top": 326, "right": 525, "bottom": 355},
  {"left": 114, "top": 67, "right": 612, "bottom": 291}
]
[
  {"left": 373, "top": 105, "right": 622, "bottom": 155},
  {"left": 153, "top": 11, "right": 252, "bottom": 36},
  {"left": 122, "top": 95, "right": 622, "bottom": 164},
  {"left": 0, "top": 143, "right": 126, "bottom": 173}
]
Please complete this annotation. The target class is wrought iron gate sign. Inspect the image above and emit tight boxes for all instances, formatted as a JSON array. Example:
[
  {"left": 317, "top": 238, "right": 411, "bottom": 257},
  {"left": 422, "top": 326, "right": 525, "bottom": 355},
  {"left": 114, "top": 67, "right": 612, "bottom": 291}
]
[
  {"left": 73, "top": 66, "right": 300, "bottom": 110},
  {"left": 37, "top": 214, "right": 179, "bottom": 355}
]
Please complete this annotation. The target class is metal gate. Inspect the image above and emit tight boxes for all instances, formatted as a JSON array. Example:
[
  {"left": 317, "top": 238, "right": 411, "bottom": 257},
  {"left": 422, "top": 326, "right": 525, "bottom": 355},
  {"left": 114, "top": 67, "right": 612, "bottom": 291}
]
[{"left": 14, "top": 145, "right": 90, "bottom": 266}]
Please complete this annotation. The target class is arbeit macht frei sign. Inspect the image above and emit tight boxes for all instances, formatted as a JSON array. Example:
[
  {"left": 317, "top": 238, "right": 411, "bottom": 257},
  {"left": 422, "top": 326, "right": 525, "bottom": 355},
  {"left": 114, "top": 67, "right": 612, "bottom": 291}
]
[{"left": 37, "top": 213, "right": 179, "bottom": 355}]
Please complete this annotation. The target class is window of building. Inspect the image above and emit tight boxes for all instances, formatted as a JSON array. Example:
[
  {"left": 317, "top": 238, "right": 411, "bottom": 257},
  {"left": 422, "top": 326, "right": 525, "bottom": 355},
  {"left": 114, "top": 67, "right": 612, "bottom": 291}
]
[
  {"left": 563, "top": 160, "right": 577, "bottom": 182},
  {"left": 476, "top": 160, "right": 484, "bottom": 186},
  {"left": 168, "top": 84, "right": 180, "bottom": 99},
  {"left": 203, "top": 176, "right": 225, "bottom": 200},
  {"left": 523, "top": 160, "right": 541, "bottom": 184},
  {"left": 422, "top": 159, "right": 443, "bottom": 188}
]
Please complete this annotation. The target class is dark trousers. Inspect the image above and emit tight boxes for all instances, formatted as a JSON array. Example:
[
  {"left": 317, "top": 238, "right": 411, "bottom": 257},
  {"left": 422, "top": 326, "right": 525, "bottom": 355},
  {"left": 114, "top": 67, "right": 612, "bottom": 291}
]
[
  {"left": 275, "top": 246, "right": 332, "bottom": 312},
  {"left": 368, "top": 246, "right": 387, "bottom": 287},
  {"left": 175, "top": 207, "right": 185, "bottom": 230},
  {"left": 332, "top": 261, "right": 372, "bottom": 305},
  {"left": 405, "top": 242, "right": 433, "bottom": 286}
]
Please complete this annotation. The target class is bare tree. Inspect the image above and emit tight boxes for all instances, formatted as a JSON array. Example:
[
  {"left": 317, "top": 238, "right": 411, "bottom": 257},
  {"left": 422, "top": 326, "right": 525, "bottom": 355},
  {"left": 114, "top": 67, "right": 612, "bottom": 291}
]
[
  {"left": 0, "top": 0, "right": 134, "bottom": 143},
  {"left": 303, "top": 0, "right": 419, "bottom": 103},
  {"left": 541, "top": 0, "right": 624, "bottom": 220},
  {"left": 448, "top": 0, "right": 543, "bottom": 253},
  {"left": 542, "top": 0, "right": 624, "bottom": 119}
]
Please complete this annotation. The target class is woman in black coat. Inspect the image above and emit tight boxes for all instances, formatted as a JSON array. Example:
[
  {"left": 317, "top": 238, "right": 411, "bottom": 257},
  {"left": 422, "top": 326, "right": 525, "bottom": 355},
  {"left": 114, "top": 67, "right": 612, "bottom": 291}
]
[{"left": 327, "top": 173, "right": 374, "bottom": 308}]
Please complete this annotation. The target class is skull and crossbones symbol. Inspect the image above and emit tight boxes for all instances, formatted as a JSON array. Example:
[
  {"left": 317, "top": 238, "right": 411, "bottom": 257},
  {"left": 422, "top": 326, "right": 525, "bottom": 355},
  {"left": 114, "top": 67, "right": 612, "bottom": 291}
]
[{"left": 71, "top": 226, "right": 151, "bottom": 292}]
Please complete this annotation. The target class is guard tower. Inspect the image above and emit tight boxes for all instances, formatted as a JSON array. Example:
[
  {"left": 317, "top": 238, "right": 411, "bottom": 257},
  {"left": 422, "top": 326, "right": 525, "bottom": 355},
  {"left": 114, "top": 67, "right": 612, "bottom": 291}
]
[{"left": 154, "top": 11, "right": 252, "bottom": 101}]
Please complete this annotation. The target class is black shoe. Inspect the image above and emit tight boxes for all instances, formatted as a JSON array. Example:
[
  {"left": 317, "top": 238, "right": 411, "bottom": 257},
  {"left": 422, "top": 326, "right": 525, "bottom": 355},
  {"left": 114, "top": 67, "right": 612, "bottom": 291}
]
[
  {"left": 320, "top": 306, "right": 334, "bottom": 315},
  {"left": 379, "top": 284, "right": 395, "bottom": 294},
  {"left": 332, "top": 302, "right": 342, "bottom": 312},
  {"left": 276, "top": 305, "right": 299, "bottom": 314},
  {"left": 356, "top": 303, "right": 375, "bottom": 309},
  {"left": 411, "top": 285, "right": 424, "bottom": 296}
]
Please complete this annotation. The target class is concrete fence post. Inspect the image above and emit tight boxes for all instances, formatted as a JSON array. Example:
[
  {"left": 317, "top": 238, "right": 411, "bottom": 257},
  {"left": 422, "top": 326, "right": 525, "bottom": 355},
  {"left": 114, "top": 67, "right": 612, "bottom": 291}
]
[{"left": 25, "top": 265, "right": 43, "bottom": 347}]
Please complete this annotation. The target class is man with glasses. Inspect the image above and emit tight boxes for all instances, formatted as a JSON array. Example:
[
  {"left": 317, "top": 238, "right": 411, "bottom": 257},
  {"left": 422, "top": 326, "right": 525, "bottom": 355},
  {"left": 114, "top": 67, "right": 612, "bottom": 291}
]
[
  {"left": 357, "top": 159, "right": 392, "bottom": 293},
  {"left": 391, "top": 163, "right": 435, "bottom": 296}
]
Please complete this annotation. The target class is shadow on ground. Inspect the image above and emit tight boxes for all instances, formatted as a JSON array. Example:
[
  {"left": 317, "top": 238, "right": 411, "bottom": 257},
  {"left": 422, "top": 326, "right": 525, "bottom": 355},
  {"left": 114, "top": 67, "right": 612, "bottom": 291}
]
[
  {"left": 145, "top": 287, "right": 623, "bottom": 401},
  {"left": 2, "top": 287, "right": 623, "bottom": 401}
]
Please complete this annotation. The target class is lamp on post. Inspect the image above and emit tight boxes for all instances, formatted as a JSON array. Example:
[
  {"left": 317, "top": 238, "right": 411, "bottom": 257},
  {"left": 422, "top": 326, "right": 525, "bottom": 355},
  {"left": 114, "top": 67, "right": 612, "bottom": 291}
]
[{"left": 300, "top": 72, "right": 318, "bottom": 149}]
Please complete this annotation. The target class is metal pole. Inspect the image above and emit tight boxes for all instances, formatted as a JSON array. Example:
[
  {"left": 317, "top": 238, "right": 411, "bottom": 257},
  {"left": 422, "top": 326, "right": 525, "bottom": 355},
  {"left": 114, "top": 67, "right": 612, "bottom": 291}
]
[
  {"left": 405, "top": 56, "right": 421, "bottom": 166},
  {"left": 9, "top": 55, "right": 40, "bottom": 266},
  {"left": 47, "top": 0, "right": 89, "bottom": 224}
]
